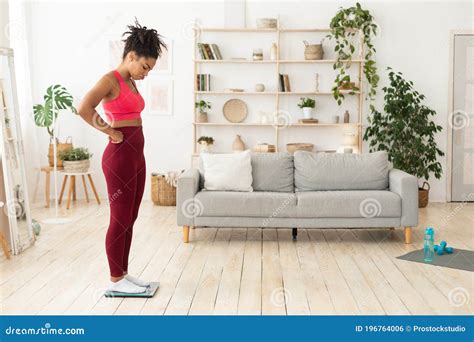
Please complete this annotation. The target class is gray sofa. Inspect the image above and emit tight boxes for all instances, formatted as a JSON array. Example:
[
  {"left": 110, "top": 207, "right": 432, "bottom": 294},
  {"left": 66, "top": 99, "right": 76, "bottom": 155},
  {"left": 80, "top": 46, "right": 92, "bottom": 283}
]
[{"left": 177, "top": 151, "right": 418, "bottom": 244}]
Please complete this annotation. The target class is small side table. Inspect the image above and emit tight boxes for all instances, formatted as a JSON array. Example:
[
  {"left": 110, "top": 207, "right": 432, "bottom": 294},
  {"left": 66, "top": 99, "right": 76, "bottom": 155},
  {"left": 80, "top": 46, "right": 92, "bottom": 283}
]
[
  {"left": 58, "top": 171, "right": 101, "bottom": 209},
  {"left": 35, "top": 166, "right": 64, "bottom": 208}
]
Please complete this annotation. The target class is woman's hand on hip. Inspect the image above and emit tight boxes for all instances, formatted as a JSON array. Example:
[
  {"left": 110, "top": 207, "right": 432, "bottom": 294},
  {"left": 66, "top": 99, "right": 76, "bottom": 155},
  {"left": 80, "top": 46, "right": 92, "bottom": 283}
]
[{"left": 109, "top": 130, "right": 124, "bottom": 144}]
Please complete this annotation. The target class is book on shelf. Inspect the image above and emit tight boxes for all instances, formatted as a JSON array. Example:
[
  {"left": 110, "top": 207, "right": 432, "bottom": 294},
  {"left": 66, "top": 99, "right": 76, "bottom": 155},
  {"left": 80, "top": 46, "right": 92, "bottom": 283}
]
[
  {"left": 211, "top": 44, "right": 223, "bottom": 59},
  {"left": 196, "top": 74, "right": 211, "bottom": 91},
  {"left": 283, "top": 74, "right": 291, "bottom": 92},
  {"left": 197, "top": 43, "right": 223, "bottom": 60},
  {"left": 279, "top": 74, "right": 291, "bottom": 92}
]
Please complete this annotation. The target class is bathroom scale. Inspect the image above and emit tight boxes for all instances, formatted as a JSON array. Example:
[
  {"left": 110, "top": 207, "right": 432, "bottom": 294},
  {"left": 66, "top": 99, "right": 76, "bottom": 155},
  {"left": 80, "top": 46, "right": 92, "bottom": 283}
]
[{"left": 104, "top": 282, "right": 160, "bottom": 298}]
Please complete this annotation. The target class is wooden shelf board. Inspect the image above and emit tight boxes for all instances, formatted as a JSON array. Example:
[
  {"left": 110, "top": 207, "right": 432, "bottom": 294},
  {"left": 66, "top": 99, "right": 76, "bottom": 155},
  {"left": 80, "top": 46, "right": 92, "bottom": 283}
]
[
  {"left": 194, "top": 91, "right": 359, "bottom": 95},
  {"left": 194, "top": 59, "right": 362, "bottom": 64},
  {"left": 193, "top": 122, "right": 361, "bottom": 127}
]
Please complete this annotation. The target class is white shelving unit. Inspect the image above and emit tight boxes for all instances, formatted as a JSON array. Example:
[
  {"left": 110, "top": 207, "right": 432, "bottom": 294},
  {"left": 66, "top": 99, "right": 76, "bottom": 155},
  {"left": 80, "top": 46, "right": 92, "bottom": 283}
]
[{"left": 192, "top": 19, "right": 365, "bottom": 156}]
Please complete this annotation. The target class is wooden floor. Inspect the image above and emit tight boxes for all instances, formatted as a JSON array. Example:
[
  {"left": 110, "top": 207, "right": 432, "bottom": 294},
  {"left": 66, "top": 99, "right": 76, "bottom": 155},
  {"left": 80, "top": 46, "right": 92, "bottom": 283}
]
[{"left": 0, "top": 200, "right": 472, "bottom": 315}]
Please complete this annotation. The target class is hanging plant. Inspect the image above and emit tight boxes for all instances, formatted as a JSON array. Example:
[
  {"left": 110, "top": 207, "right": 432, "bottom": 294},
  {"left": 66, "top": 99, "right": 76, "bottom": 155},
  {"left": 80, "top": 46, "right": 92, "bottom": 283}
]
[
  {"left": 33, "top": 84, "right": 77, "bottom": 140},
  {"left": 327, "top": 2, "right": 379, "bottom": 107},
  {"left": 363, "top": 67, "right": 444, "bottom": 186}
]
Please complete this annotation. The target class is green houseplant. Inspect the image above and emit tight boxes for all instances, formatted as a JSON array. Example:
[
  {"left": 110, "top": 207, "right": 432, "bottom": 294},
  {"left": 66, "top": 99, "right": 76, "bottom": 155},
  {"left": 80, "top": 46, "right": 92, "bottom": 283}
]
[
  {"left": 327, "top": 2, "right": 379, "bottom": 107},
  {"left": 195, "top": 100, "right": 211, "bottom": 123},
  {"left": 59, "top": 147, "right": 93, "bottom": 173},
  {"left": 297, "top": 97, "right": 316, "bottom": 119},
  {"left": 33, "top": 84, "right": 77, "bottom": 167},
  {"left": 363, "top": 68, "right": 444, "bottom": 207},
  {"left": 33, "top": 84, "right": 77, "bottom": 138}
]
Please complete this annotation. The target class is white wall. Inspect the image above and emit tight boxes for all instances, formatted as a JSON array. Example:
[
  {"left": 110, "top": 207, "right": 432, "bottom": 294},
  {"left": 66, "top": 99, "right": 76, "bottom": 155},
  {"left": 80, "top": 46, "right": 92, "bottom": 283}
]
[
  {"left": 25, "top": 1, "right": 472, "bottom": 203},
  {"left": 0, "top": 0, "right": 9, "bottom": 48}
]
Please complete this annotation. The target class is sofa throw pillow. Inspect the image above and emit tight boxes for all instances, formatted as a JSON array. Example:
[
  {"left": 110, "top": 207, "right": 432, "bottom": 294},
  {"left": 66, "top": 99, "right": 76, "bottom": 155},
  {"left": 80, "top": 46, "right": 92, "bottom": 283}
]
[
  {"left": 294, "top": 151, "right": 389, "bottom": 191},
  {"left": 200, "top": 150, "right": 253, "bottom": 192}
]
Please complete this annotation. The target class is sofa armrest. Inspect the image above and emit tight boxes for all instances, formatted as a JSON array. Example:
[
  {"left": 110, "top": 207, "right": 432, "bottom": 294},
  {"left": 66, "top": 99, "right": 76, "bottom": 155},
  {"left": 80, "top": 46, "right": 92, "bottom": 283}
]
[
  {"left": 177, "top": 168, "right": 200, "bottom": 226},
  {"left": 389, "top": 168, "right": 418, "bottom": 227}
]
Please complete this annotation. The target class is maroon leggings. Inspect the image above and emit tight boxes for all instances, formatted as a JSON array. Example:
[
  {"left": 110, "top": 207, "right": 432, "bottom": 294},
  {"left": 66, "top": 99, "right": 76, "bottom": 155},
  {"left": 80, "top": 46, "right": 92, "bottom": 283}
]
[{"left": 101, "top": 126, "right": 146, "bottom": 277}]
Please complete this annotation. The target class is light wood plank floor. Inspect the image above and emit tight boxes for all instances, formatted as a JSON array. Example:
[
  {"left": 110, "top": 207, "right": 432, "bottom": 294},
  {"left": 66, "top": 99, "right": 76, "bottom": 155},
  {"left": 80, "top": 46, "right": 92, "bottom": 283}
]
[{"left": 0, "top": 200, "right": 472, "bottom": 315}]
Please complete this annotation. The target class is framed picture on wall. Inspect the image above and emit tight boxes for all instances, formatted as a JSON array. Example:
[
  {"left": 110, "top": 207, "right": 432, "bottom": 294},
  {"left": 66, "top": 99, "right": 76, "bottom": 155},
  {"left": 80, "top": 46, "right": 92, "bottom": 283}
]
[
  {"left": 107, "top": 36, "right": 124, "bottom": 69},
  {"left": 153, "top": 38, "right": 173, "bottom": 74},
  {"left": 144, "top": 77, "right": 173, "bottom": 116}
]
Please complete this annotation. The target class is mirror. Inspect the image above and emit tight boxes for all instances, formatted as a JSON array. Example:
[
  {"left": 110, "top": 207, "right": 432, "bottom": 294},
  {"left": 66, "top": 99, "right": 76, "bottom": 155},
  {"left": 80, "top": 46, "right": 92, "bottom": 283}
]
[{"left": 0, "top": 47, "right": 34, "bottom": 255}]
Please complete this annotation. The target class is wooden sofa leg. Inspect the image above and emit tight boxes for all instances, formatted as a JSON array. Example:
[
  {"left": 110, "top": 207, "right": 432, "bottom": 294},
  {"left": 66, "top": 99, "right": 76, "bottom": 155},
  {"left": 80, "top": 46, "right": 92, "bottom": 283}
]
[
  {"left": 183, "top": 225, "right": 190, "bottom": 243},
  {"left": 292, "top": 228, "right": 297, "bottom": 240},
  {"left": 404, "top": 227, "right": 412, "bottom": 244}
]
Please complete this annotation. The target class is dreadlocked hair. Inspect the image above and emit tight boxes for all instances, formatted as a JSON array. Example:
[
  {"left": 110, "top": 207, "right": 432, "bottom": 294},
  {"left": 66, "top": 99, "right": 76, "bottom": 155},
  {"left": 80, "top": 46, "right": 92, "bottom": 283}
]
[{"left": 122, "top": 18, "right": 167, "bottom": 60}]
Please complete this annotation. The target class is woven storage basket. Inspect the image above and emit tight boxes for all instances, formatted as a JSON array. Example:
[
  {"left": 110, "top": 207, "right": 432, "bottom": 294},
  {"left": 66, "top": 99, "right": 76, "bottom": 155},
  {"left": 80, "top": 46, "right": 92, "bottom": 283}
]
[
  {"left": 418, "top": 181, "right": 430, "bottom": 208},
  {"left": 151, "top": 174, "right": 176, "bottom": 206}
]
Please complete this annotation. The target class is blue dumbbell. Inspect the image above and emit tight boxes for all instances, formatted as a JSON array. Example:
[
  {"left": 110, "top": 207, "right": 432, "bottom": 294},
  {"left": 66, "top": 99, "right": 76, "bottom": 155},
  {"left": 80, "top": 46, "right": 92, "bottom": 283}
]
[
  {"left": 437, "top": 241, "right": 447, "bottom": 255},
  {"left": 434, "top": 241, "right": 454, "bottom": 255}
]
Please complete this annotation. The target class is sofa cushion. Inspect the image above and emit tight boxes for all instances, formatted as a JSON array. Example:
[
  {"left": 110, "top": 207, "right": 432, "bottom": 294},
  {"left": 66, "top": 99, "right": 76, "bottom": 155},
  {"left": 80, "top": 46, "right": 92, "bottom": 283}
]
[
  {"left": 294, "top": 151, "right": 389, "bottom": 191},
  {"left": 195, "top": 191, "right": 297, "bottom": 218},
  {"left": 251, "top": 152, "right": 294, "bottom": 192},
  {"left": 200, "top": 150, "right": 253, "bottom": 192},
  {"left": 296, "top": 190, "right": 401, "bottom": 218}
]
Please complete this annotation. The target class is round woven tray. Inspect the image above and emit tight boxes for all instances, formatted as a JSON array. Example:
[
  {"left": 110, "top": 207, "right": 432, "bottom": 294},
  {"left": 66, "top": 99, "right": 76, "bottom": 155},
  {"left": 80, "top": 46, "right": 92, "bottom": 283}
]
[{"left": 223, "top": 99, "right": 248, "bottom": 123}]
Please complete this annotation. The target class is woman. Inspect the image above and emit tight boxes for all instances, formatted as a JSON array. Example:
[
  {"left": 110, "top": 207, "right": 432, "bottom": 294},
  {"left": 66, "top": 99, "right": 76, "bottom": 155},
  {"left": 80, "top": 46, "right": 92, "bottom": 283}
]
[{"left": 78, "top": 20, "right": 167, "bottom": 294}]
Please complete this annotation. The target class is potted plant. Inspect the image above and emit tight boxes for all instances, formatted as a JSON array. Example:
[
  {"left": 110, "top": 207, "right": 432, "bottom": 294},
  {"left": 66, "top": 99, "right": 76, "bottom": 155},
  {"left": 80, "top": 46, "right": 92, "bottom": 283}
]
[
  {"left": 195, "top": 100, "right": 211, "bottom": 123},
  {"left": 297, "top": 97, "right": 316, "bottom": 119},
  {"left": 363, "top": 68, "right": 444, "bottom": 208},
  {"left": 59, "top": 147, "right": 93, "bottom": 173},
  {"left": 197, "top": 136, "right": 214, "bottom": 152},
  {"left": 326, "top": 2, "right": 379, "bottom": 107},
  {"left": 33, "top": 84, "right": 77, "bottom": 167},
  {"left": 4, "top": 116, "right": 12, "bottom": 139}
]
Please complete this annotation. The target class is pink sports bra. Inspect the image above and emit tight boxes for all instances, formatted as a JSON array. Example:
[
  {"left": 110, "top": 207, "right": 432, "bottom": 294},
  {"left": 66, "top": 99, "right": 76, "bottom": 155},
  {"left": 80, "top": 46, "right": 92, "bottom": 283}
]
[{"left": 102, "top": 70, "right": 145, "bottom": 121}]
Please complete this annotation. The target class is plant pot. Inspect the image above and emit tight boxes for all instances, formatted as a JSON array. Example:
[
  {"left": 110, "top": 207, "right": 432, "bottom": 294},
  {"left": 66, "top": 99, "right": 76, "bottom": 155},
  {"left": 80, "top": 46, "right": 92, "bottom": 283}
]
[
  {"left": 48, "top": 136, "right": 73, "bottom": 167},
  {"left": 418, "top": 181, "right": 430, "bottom": 208},
  {"left": 5, "top": 126, "right": 13, "bottom": 139},
  {"left": 339, "top": 81, "right": 357, "bottom": 90},
  {"left": 63, "top": 159, "right": 90, "bottom": 173},
  {"left": 302, "top": 107, "right": 313, "bottom": 119},
  {"left": 196, "top": 111, "right": 208, "bottom": 123},
  {"left": 199, "top": 143, "right": 213, "bottom": 153}
]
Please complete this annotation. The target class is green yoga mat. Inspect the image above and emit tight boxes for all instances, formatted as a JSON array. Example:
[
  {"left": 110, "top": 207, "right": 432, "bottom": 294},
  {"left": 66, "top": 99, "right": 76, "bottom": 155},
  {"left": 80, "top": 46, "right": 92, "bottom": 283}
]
[
  {"left": 397, "top": 248, "right": 473, "bottom": 272},
  {"left": 104, "top": 282, "right": 160, "bottom": 298}
]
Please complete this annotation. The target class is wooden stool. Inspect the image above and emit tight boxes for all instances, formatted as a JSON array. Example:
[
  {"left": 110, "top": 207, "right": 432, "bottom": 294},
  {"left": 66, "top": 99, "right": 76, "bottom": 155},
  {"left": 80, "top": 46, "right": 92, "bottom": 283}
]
[
  {"left": 35, "top": 166, "right": 64, "bottom": 208},
  {"left": 58, "top": 171, "right": 101, "bottom": 209},
  {"left": 0, "top": 231, "right": 11, "bottom": 259}
]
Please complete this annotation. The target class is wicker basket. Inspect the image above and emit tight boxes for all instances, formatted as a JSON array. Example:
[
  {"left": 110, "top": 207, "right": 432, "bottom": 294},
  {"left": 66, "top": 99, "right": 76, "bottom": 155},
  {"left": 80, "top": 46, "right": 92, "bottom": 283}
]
[
  {"left": 63, "top": 159, "right": 90, "bottom": 173},
  {"left": 286, "top": 143, "right": 314, "bottom": 154},
  {"left": 418, "top": 181, "right": 430, "bottom": 208},
  {"left": 151, "top": 174, "right": 176, "bottom": 206}
]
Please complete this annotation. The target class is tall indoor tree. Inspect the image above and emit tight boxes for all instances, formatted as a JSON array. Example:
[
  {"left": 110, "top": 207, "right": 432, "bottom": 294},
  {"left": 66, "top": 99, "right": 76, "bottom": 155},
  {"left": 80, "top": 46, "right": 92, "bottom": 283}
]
[{"left": 363, "top": 67, "right": 444, "bottom": 206}]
